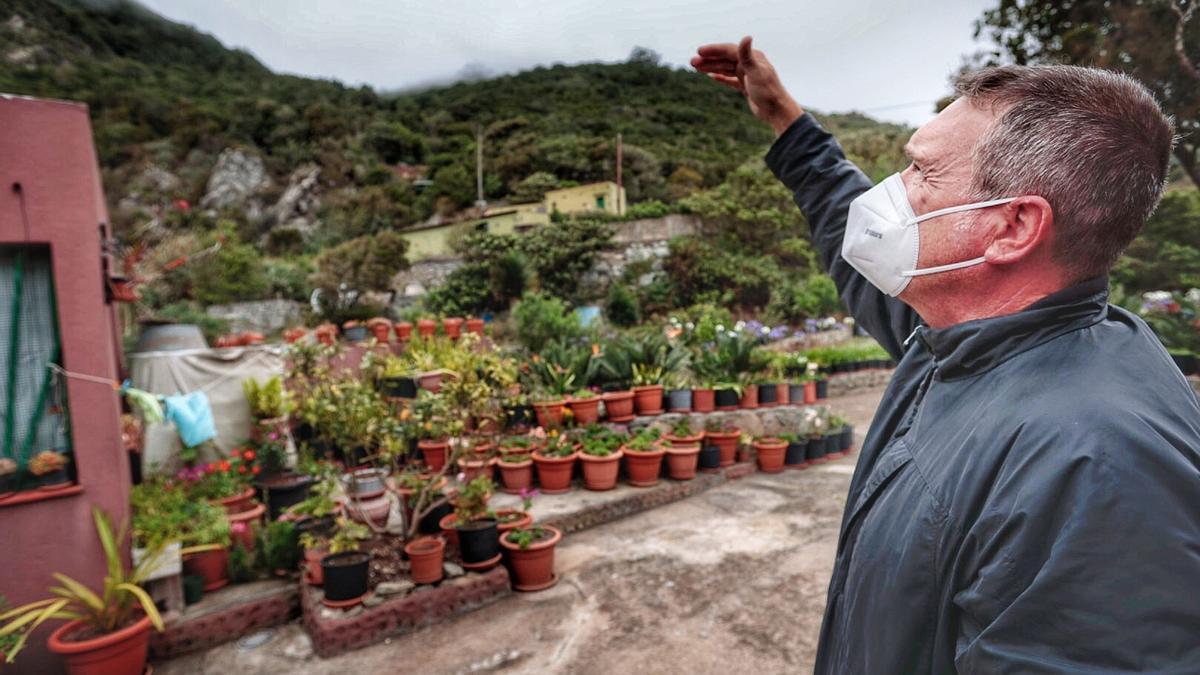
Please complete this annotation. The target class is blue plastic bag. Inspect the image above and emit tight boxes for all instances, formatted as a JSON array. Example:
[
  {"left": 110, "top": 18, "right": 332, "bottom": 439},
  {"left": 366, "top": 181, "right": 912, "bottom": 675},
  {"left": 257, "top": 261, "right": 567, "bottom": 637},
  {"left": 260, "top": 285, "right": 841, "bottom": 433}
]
[{"left": 163, "top": 392, "right": 216, "bottom": 448}]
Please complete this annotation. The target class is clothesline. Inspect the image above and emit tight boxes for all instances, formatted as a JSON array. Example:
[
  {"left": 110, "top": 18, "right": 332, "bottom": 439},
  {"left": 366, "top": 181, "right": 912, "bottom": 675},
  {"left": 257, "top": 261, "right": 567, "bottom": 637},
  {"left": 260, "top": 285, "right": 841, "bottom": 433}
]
[{"left": 48, "top": 348, "right": 277, "bottom": 396}]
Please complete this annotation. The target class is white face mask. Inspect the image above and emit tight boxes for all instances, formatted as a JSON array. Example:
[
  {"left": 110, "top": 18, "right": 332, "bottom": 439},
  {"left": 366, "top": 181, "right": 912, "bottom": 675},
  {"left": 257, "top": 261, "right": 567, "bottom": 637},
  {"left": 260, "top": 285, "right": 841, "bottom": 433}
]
[{"left": 842, "top": 173, "right": 1017, "bottom": 296}]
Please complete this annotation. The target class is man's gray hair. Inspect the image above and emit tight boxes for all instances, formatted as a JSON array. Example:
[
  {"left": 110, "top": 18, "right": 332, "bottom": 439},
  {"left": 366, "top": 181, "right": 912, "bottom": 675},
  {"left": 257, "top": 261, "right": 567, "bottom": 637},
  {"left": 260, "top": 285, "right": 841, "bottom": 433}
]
[{"left": 955, "top": 65, "right": 1176, "bottom": 281}]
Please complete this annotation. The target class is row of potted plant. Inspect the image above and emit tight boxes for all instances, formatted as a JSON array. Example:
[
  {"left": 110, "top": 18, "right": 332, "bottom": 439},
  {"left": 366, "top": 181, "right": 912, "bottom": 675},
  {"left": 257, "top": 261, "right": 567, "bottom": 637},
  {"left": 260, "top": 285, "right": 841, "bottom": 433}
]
[{"left": 287, "top": 315, "right": 487, "bottom": 346}]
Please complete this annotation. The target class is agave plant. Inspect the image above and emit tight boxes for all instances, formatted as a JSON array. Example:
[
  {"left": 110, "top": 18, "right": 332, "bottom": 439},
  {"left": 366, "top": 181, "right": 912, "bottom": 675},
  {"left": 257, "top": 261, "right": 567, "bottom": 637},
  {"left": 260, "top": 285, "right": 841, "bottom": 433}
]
[
  {"left": 598, "top": 333, "right": 688, "bottom": 388},
  {"left": 0, "top": 508, "right": 165, "bottom": 663}
]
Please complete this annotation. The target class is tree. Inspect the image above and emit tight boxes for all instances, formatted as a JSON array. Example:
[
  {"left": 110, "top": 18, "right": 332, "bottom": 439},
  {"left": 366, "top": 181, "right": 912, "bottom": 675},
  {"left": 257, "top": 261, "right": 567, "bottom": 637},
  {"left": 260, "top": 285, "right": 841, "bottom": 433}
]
[
  {"left": 973, "top": 0, "right": 1200, "bottom": 186},
  {"left": 511, "top": 171, "right": 560, "bottom": 203},
  {"left": 365, "top": 119, "right": 425, "bottom": 164},
  {"left": 310, "top": 231, "right": 409, "bottom": 311},
  {"left": 680, "top": 159, "right": 807, "bottom": 249}
]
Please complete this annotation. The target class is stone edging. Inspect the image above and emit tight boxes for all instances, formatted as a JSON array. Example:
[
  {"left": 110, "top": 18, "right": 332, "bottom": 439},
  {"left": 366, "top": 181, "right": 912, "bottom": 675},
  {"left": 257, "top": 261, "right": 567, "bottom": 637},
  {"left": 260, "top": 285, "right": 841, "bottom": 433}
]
[
  {"left": 150, "top": 582, "right": 299, "bottom": 659},
  {"left": 827, "top": 368, "right": 894, "bottom": 397}
]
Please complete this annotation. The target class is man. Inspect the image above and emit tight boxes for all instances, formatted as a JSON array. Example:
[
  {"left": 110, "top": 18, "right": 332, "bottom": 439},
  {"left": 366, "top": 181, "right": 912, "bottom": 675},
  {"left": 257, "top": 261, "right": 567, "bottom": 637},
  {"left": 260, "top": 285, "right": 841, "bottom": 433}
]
[{"left": 693, "top": 37, "right": 1200, "bottom": 673}]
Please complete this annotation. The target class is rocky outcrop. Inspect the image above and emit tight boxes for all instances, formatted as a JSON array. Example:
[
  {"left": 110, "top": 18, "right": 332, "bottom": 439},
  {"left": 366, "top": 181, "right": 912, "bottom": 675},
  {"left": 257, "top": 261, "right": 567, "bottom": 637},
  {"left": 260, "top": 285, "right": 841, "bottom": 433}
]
[
  {"left": 200, "top": 148, "right": 270, "bottom": 212},
  {"left": 267, "top": 164, "right": 321, "bottom": 235},
  {"left": 206, "top": 299, "right": 304, "bottom": 334}
]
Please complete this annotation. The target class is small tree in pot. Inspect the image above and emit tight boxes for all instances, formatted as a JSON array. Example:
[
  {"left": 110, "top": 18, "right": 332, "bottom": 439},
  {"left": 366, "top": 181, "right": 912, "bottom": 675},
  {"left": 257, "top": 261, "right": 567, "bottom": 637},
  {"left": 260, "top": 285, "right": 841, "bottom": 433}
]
[
  {"left": 451, "top": 476, "right": 502, "bottom": 571},
  {"left": 320, "top": 518, "right": 372, "bottom": 608}
]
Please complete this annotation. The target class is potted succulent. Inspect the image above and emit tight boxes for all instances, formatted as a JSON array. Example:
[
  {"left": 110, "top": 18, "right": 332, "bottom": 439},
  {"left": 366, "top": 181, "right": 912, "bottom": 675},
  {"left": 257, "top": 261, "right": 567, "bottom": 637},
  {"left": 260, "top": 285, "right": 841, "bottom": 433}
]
[
  {"left": 500, "top": 525, "right": 562, "bottom": 592},
  {"left": 366, "top": 317, "right": 393, "bottom": 342},
  {"left": 0, "top": 509, "right": 165, "bottom": 673},
  {"left": 578, "top": 426, "right": 624, "bottom": 491},
  {"left": 0, "top": 457, "right": 17, "bottom": 498},
  {"left": 622, "top": 428, "right": 665, "bottom": 487},
  {"left": 404, "top": 536, "right": 445, "bottom": 585},
  {"left": 752, "top": 436, "right": 788, "bottom": 473},
  {"left": 452, "top": 476, "right": 502, "bottom": 570},
  {"left": 630, "top": 364, "right": 666, "bottom": 416},
  {"left": 663, "top": 418, "right": 703, "bottom": 448},
  {"left": 704, "top": 419, "right": 741, "bottom": 467},
  {"left": 497, "top": 451, "right": 534, "bottom": 494},
  {"left": 28, "top": 449, "right": 70, "bottom": 489},
  {"left": 320, "top": 518, "right": 372, "bottom": 608},
  {"left": 565, "top": 389, "right": 601, "bottom": 426},
  {"left": 531, "top": 429, "right": 578, "bottom": 494}
]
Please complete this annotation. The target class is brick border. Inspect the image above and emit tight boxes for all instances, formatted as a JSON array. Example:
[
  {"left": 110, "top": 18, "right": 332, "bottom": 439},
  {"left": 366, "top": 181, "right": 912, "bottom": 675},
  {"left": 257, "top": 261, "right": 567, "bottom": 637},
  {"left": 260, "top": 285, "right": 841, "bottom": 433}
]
[
  {"left": 150, "top": 582, "right": 299, "bottom": 659},
  {"left": 302, "top": 566, "right": 511, "bottom": 658}
]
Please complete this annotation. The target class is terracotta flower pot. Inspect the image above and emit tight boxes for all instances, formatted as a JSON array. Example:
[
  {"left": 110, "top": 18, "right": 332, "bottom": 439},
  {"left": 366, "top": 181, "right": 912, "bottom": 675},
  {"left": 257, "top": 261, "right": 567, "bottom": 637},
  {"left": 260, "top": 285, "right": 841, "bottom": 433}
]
[
  {"left": 228, "top": 502, "right": 266, "bottom": 550},
  {"left": 315, "top": 324, "right": 337, "bottom": 346},
  {"left": 304, "top": 547, "right": 328, "bottom": 585},
  {"left": 532, "top": 400, "right": 565, "bottom": 428},
  {"left": 283, "top": 327, "right": 307, "bottom": 344},
  {"left": 214, "top": 486, "right": 256, "bottom": 515},
  {"left": 705, "top": 430, "right": 740, "bottom": 467},
  {"left": 466, "top": 318, "right": 485, "bottom": 335},
  {"left": 566, "top": 396, "right": 601, "bottom": 425},
  {"left": 458, "top": 457, "right": 494, "bottom": 484},
  {"left": 579, "top": 449, "right": 623, "bottom": 491},
  {"left": 663, "top": 432, "right": 704, "bottom": 448},
  {"left": 804, "top": 380, "right": 817, "bottom": 404},
  {"left": 603, "top": 390, "right": 635, "bottom": 423},
  {"left": 753, "top": 437, "right": 788, "bottom": 474},
  {"left": 405, "top": 536, "right": 446, "bottom": 584},
  {"left": 48, "top": 613, "right": 153, "bottom": 675},
  {"left": 416, "top": 319, "right": 437, "bottom": 338},
  {"left": 665, "top": 443, "right": 701, "bottom": 480},
  {"left": 344, "top": 494, "right": 391, "bottom": 527},
  {"left": 532, "top": 450, "right": 578, "bottom": 494},
  {"left": 623, "top": 446, "right": 665, "bottom": 487},
  {"left": 739, "top": 385, "right": 759, "bottom": 409},
  {"left": 692, "top": 388, "right": 715, "bottom": 413},
  {"left": 631, "top": 385, "right": 664, "bottom": 416},
  {"left": 497, "top": 457, "right": 534, "bottom": 494},
  {"left": 438, "top": 513, "right": 461, "bottom": 547},
  {"left": 418, "top": 371, "right": 444, "bottom": 394},
  {"left": 394, "top": 321, "right": 413, "bottom": 341},
  {"left": 501, "top": 525, "right": 562, "bottom": 592},
  {"left": 418, "top": 438, "right": 450, "bottom": 471},
  {"left": 367, "top": 319, "right": 392, "bottom": 342},
  {"left": 183, "top": 547, "right": 229, "bottom": 591},
  {"left": 442, "top": 317, "right": 465, "bottom": 339},
  {"left": 495, "top": 508, "right": 533, "bottom": 533},
  {"left": 776, "top": 383, "right": 790, "bottom": 406}
]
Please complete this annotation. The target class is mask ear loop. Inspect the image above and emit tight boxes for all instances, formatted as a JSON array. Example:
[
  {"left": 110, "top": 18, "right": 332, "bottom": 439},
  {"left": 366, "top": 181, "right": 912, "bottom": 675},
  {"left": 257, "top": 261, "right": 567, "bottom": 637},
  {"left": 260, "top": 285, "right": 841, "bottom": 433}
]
[{"left": 899, "top": 197, "right": 1018, "bottom": 277}]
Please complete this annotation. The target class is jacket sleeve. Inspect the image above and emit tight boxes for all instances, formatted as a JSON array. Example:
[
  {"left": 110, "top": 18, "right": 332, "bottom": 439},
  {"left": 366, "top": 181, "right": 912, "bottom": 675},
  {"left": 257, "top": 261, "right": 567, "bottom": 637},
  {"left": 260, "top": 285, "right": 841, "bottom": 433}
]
[
  {"left": 951, "top": 417, "right": 1200, "bottom": 673},
  {"left": 764, "top": 113, "right": 920, "bottom": 360}
]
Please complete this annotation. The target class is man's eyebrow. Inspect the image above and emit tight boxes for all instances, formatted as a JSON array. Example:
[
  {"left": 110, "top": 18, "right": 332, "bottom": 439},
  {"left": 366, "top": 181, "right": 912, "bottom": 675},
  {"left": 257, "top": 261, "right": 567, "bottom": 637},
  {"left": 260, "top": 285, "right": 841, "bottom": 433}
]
[{"left": 903, "top": 142, "right": 921, "bottom": 162}]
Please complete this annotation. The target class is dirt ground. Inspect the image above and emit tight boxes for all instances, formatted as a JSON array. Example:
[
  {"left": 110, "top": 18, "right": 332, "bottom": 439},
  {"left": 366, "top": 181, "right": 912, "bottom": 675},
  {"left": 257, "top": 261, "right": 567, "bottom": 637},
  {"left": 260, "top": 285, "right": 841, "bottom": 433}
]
[{"left": 157, "top": 386, "right": 886, "bottom": 675}]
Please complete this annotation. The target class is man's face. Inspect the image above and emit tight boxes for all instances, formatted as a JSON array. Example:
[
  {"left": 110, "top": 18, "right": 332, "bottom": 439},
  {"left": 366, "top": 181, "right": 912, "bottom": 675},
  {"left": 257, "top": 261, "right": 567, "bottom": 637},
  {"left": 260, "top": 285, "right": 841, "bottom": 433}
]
[{"left": 898, "top": 98, "right": 1002, "bottom": 301}]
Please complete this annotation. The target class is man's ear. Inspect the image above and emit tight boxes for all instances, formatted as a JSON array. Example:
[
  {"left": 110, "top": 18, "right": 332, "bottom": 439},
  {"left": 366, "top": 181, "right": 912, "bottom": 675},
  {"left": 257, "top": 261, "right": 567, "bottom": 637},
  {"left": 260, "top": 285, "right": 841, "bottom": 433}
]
[{"left": 984, "top": 196, "right": 1053, "bottom": 265}]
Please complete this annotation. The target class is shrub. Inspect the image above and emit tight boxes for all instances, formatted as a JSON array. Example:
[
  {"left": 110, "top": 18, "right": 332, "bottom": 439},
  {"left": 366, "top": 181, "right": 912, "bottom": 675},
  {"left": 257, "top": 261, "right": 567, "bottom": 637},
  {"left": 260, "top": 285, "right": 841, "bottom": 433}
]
[
  {"left": 605, "top": 282, "right": 640, "bottom": 327},
  {"left": 189, "top": 240, "right": 269, "bottom": 305},
  {"left": 512, "top": 292, "right": 580, "bottom": 353},
  {"left": 311, "top": 231, "right": 409, "bottom": 313}
]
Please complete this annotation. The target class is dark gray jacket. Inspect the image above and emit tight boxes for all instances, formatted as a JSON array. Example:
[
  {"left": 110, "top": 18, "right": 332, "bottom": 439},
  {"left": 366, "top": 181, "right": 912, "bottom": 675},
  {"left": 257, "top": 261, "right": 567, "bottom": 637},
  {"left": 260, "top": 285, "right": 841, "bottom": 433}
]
[{"left": 765, "top": 113, "right": 1200, "bottom": 674}]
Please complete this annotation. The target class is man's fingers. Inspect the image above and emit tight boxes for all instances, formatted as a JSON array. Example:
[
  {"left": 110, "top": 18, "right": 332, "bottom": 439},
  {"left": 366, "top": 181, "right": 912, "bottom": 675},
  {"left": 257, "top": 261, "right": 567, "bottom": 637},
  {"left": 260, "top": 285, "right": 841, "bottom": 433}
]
[
  {"left": 691, "top": 57, "right": 739, "bottom": 75},
  {"left": 708, "top": 73, "right": 745, "bottom": 93},
  {"left": 738, "top": 36, "right": 756, "bottom": 69},
  {"left": 696, "top": 43, "right": 740, "bottom": 60}
]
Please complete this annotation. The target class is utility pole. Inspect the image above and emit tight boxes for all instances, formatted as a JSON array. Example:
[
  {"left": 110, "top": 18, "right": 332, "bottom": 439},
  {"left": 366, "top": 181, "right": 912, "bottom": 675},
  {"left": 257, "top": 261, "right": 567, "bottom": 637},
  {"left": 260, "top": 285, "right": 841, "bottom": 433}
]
[
  {"left": 615, "top": 132, "right": 624, "bottom": 215},
  {"left": 475, "top": 125, "right": 487, "bottom": 216}
]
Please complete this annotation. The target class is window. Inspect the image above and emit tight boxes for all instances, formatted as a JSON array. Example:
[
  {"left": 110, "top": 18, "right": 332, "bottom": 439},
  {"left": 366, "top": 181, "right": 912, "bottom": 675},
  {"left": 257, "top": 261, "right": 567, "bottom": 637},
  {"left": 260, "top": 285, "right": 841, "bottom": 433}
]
[
  {"left": 595, "top": 195, "right": 605, "bottom": 210},
  {"left": 0, "top": 246, "right": 74, "bottom": 498}
]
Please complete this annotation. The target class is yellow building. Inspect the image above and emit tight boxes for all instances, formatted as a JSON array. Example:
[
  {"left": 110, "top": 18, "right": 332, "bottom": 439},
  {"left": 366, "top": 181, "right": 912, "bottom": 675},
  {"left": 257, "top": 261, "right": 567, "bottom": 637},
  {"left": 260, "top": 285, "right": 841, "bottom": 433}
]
[{"left": 399, "top": 181, "right": 625, "bottom": 260}]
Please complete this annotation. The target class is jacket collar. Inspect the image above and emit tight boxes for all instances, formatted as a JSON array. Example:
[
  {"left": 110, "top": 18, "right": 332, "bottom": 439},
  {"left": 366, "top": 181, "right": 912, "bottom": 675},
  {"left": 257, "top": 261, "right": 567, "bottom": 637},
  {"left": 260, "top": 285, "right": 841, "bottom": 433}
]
[{"left": 913, "top": 276, "right": 1110, "bottom": 380}]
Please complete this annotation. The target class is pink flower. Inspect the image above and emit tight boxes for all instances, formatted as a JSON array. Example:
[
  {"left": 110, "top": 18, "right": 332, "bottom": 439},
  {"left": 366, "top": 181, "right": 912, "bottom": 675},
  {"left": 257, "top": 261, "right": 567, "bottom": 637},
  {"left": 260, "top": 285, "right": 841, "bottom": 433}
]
[
  {"left": 268, "top": 432, "right": 279, "bottom": 441},
  {"left": 231, "top": 522, "right": 247, "bottom": 534},
  {"left": 456, "top": 472, "right": 467, "bottom": 483}
]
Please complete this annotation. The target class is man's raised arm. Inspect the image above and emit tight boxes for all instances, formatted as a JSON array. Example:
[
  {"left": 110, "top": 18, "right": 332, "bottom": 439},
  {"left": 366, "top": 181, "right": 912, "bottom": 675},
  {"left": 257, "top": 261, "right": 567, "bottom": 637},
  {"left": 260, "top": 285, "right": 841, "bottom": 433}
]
[{"left": 693, "top": 38, "right": 920, "bottom": 358}]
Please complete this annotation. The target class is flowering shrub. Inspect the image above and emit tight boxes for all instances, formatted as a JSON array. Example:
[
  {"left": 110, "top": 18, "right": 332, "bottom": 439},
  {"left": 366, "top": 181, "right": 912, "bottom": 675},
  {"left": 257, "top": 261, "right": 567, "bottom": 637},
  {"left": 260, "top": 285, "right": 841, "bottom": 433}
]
[{"left": 177, "top": 448, "right": 259, "bottom": 500}]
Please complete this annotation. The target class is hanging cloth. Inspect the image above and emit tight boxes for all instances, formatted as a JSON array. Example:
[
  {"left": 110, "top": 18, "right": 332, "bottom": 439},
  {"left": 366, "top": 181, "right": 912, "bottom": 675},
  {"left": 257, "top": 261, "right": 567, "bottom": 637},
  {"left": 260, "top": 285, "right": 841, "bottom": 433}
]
[
  {"left": 163, "top": 391, "right": 216, "bottom": 448},
  {"left": 120, "top": 380, "right": 164, "bottom": 424}
]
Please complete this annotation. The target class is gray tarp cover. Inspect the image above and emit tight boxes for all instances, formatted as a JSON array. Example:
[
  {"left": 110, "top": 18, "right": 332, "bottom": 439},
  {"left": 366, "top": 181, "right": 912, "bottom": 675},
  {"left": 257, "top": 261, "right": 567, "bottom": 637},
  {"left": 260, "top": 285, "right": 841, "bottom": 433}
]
[{"left": 129, "top": 345, "right": 284, "bottom": 474}]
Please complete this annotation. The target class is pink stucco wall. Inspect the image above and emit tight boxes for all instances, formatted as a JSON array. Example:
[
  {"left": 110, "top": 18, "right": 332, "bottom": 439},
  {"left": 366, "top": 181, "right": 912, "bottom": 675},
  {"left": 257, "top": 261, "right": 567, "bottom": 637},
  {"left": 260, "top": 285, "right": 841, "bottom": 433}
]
[{"left": 0, "top": 95, "right": 129, "bottom": 674}]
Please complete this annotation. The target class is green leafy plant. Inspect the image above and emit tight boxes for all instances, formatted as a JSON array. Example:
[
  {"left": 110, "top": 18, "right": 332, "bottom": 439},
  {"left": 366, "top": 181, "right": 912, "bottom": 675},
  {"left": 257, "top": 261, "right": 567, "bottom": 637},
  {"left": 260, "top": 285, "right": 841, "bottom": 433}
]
[
  {"left": 454, "top": 476, "right": 495, "bottom": 524},
  {"left": 505, "top": 526, "right": 551, "bottom": 550},
  {"left": 0, "top": 509, "right": 165, "bottom": 663},
  {"left": 243, "top": 376, "right": 292, "bottom": 420},
  {"left": 537, "top": 430, "right": 577, "bottom": 457},
  {"left": 262, "top": 520, "right": 299, "bottom": 573},
  {"left": 624, "top": 428, "right": 662, "bottom": 452},
  {"left": 512, "top": 292, "right": 581, "bottom": 353},
  {"left": 670, "top": 418, "right": 696, "bottom": 438},
  {"left": 329, "top": 518, "right": 370, "bottom": 554}
]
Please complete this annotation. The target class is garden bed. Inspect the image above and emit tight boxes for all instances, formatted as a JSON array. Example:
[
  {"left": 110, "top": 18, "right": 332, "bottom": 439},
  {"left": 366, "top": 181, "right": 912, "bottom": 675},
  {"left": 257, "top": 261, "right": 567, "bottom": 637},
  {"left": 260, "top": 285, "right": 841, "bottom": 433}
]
[{"left": 149, "top": 579, "right": 299, "bottom": 659}]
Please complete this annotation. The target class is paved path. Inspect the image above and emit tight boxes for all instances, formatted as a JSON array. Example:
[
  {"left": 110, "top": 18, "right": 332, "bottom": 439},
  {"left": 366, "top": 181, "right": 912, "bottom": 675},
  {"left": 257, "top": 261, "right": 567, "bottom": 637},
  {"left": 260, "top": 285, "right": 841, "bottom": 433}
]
[{"left": 157, "top": 386, "right": 887, "bottom": 674}]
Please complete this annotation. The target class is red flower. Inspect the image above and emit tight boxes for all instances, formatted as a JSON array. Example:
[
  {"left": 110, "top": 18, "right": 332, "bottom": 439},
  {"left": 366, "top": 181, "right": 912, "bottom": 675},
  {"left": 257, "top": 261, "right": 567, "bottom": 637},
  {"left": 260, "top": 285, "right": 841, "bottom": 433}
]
[
  {"left": 243, "top": 450, "right": 256, "bottom": 461},
  {"left": 238, "top": 466, "right": 247, "bottom": 474},
  {"left": 219, "top": 460, "right": 231, "bottom": 472},
  {"left": 251, "top": 466, "right": 261, "bottom": 475}
]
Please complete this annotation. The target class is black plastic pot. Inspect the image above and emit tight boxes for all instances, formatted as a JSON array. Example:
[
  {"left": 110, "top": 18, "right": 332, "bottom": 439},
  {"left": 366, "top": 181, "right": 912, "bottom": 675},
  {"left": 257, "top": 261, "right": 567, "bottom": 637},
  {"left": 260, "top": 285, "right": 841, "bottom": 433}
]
[
  {"left": 504, "top": 405, "right": 535, "bottom": 430},
  {"left": 806, "top": 437, "right": 826, "bottom": 462},
  {"left": 293, "top": 422, "right": 314, "bottom": 444},
  {"left": 815, "top": 379, "right": 828, "bottom": 400},
  {"left": 714, "top": 388, "right": 739, "bottom": 409},
  {"left": 667, "top": 389, "right": 692, "bottom": 412},
  {"left": 698, "top": 445, "right": 721, "bottom": 470},
  {"left": 841, "top": 425, "right": 854, "bottom": 452},
  {"left": 788, "top": 384, "right": 805, "bottom": 404},
  {"left": 823, "top": 432, "right": 841, "bottom": 456},
  {"left": 257, "top": 473, "right": 314, "bottom": 520},
  {"left": 456, "top": 518, "right": 500, "bottom": 564},
  {"left": 758, "top": 383, "right": 778, "bottom": 405},
  {"left": 380, "top": 376, "right": 418, "bottom": 399},
  {"left": 342, "top": 325, "right": 368, "bottom": 342},
  {"left": 182, "top": 574, "right": 205, "bottom": 605},
  {"left": 296, "top": 514, "right": 336, "bottom": 540},
  {"left": 322, "top": 551, "right": 371, "bottom": 603},
  {"left": 420, "top": 501, "right": 453, "bottom": 534},
  {"left": 784, "top": 441, "right": 807, "bottom": 466}
]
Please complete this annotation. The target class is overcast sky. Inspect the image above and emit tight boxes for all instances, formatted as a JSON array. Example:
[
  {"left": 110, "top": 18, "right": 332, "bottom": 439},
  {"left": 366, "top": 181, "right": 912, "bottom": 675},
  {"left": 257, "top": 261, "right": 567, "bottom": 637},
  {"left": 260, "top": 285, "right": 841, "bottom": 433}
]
[{"left": 139, "top": 0, "right": 995, "bottom": 127}]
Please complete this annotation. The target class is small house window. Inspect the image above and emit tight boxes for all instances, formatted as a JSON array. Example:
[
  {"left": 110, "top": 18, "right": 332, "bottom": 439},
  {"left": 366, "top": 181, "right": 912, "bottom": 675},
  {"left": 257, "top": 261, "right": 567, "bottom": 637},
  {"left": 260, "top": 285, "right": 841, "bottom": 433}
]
[
  {"left": 595, "top": 195, "right": 605, "bottom": 209},
  {"left": 0, "top": 245, "right": 74, "bottom": 496}
]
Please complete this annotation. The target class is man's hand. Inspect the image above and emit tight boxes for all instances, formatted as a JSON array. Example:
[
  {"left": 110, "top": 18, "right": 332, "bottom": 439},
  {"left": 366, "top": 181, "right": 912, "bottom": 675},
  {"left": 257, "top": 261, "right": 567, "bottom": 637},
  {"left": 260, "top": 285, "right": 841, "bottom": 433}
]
[{"left": 691, "top": 36, "right": 804, "bottom": 136}]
